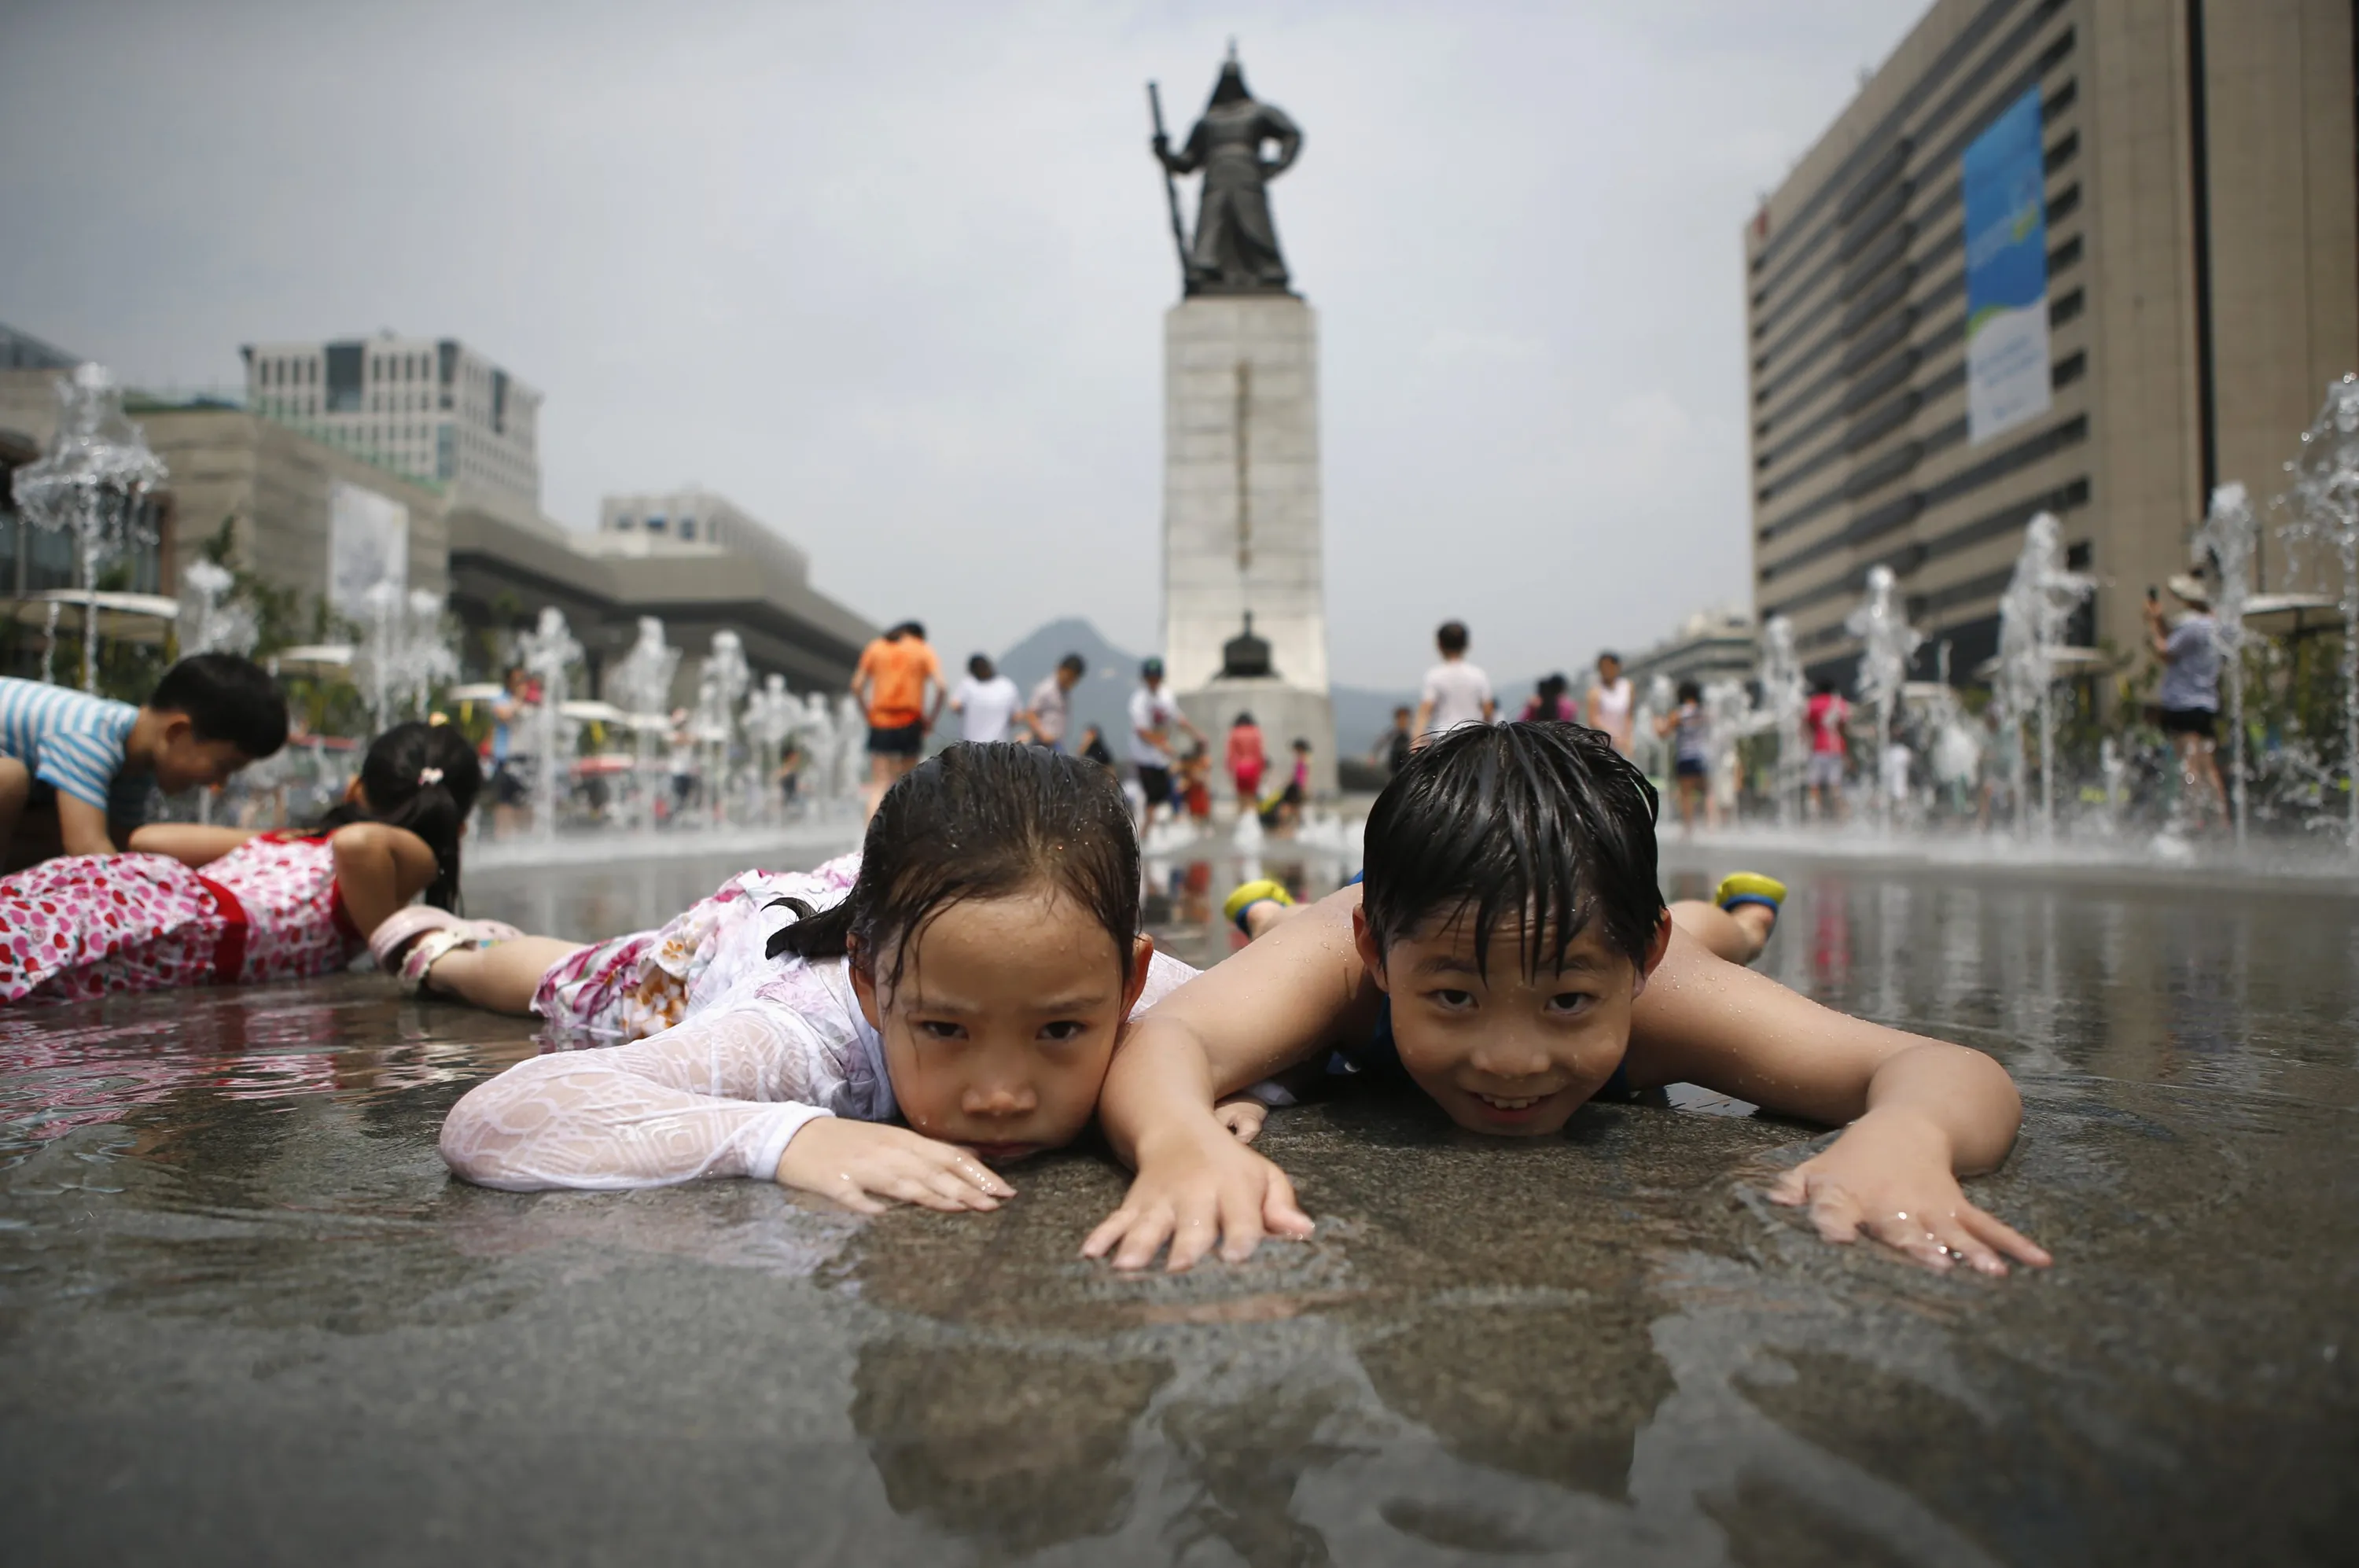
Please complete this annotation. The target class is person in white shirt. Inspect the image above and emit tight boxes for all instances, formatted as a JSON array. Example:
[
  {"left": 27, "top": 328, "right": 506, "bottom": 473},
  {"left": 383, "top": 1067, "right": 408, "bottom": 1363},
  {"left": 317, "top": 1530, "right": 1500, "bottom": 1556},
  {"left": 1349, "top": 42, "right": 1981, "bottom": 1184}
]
[
  {"left": 1127, "top": 657, "right": 1203, "bottom": 825},
  {"left": 1585, "top": 650, "right": 1636, "bottom": 758},
  {"left": 948, "top": 654, "right": 1022, "bottom": 745},
  {"left": 1412, "top": 620, "right": 1495, "bottom": 748},
  {"left": 1021, "top": 653, "right": 1086, "bottom": 749}
]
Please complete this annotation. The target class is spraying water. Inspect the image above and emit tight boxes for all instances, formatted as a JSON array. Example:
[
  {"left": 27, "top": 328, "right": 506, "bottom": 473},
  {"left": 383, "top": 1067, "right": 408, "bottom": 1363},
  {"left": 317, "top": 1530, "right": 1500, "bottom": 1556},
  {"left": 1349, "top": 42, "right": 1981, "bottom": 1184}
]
[
  {"left": 2193, "top": 484, "right": 2257, "bottom": 846},
  {"left": 1636, "top": 674, "right": 1676, "bottom": 781},
  {"left": 177, "top": 559, "right": 258, "bottom": 660},
  {"left": 1993, "top": 513, "right": 2095, "bottom": 840},
  {"left": 1758, "top": 615, "right": 1807, "bottom": 826},
  {"left": 1703, "top": 678, "right": 1751, "bottom": 827},
  {"left": 693, "top": 631, "right": 750, "bottom": 827},
  {"left": 2277, "top": 374, "right": 2359, "bottom": 850},
  {"left": 834, "top": 694, "right": 867, "bottom": 801},
  {"left": 355, "top": 584, "right": 457, "bottom": 739},
  {"left": 516, "top": 607, "right": 583, "bottom": 842},
  {"left": 9, "top": 364, "right": 167, "bottom": 690},
  {"left": 1845, "top": 565, "right": 1923, "bottom": 832},
  {"left": 744, "top": 675, "right": 800, "bottom": 825},
  {"left": 608, "top": 617, "right": 680, "bottom": 830}
]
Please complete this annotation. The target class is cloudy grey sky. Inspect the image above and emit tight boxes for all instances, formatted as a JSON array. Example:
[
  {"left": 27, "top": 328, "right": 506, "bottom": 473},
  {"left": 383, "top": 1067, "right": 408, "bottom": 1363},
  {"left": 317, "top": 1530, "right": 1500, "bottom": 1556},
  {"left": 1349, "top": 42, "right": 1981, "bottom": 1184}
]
[{"left": 1, "top": 1, "right": 1918, "bottom": 690}]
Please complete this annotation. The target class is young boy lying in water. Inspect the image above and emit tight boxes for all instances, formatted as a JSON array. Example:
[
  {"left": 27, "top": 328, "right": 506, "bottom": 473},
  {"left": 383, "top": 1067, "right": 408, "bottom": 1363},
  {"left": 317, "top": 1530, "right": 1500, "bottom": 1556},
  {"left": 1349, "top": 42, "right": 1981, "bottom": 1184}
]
[{"left": 1083, "top": 721, "right": 2052, "bottom": 1279}]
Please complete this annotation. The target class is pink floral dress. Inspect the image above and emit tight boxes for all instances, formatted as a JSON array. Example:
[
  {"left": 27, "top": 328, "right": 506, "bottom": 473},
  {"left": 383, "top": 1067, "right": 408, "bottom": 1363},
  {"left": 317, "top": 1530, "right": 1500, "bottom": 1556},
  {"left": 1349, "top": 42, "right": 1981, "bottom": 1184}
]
[
  {"left": 0, "top": 832, "right": 363, "bottom": 1004},
  {"left": 530, "top": 853, "right": 865, "bottom": 1042}
]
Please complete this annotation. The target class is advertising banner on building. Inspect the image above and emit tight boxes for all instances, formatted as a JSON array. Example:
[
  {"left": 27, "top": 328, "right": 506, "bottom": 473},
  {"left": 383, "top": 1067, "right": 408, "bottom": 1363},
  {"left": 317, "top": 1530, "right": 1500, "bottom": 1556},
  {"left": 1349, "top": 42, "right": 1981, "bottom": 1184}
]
[
  {"left": 1962, "top": 86, "right": 2050, "bottom": 445},
  {"left": 327, "top": 479, "right": 410, "bottom": 616}
]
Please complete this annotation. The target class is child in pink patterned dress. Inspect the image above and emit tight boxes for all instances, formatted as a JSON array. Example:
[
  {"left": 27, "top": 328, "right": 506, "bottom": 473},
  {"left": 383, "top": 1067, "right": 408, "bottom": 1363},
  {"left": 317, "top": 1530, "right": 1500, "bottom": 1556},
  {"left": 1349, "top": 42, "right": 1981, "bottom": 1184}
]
[
  {"left": 370, "top": 853, "right": 867, "bottom": 1043},
  {"left": 439, "top": 742, "right": 1209, "bottom": 1216},
  {"left": 0, "top": 722, "right": 480, "bottom": 1004}
]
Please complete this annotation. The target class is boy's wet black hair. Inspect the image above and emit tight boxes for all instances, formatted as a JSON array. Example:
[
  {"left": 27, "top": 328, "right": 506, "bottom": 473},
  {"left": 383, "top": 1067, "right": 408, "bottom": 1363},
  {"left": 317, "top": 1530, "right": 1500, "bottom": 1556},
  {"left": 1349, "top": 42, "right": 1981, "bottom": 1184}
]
[
  {"left": 1360, "top": 720, "right": 1664, "bottom": 977},
  {"left": 151, "top": 653, "right": 288, "bottom": 759},
  {"left": 312, "top": 720, "right": 483, "bottom": 911},
  {"left": 1676, "top": 678, "right": 1703, "bottom": 704},
  {"left": 771, "top": 742, "right": 1140, "bottom": 991}
]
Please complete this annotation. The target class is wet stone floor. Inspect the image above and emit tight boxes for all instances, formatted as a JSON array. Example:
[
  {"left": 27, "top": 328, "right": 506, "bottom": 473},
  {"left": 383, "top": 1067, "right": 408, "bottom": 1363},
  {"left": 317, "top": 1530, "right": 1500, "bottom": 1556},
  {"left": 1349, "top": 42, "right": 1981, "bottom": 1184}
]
[{"left": 1, "top": 844, "right": 2354, "bottom": 1566}]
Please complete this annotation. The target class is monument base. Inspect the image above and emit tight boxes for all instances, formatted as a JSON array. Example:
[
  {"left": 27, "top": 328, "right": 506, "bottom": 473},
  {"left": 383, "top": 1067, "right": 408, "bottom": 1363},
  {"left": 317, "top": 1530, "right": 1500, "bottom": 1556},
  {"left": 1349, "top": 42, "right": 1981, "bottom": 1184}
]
[{"left": 1178, "top": 677, "right": 1336, "bottom": 800}]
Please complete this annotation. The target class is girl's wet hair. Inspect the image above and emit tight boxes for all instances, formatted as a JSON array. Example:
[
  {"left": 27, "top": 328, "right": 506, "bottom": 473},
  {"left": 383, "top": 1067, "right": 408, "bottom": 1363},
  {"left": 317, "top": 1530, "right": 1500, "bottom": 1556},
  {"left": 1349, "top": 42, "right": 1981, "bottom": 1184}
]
[
  {"left": 1361, "top": 721, "right": 1663, "bottom": 977},
  {"left": 312, "top": 720, "right": 484, "bottom": 910},
  {"left": 770, "top": 742, "right": 1141, "bottom": 991}
]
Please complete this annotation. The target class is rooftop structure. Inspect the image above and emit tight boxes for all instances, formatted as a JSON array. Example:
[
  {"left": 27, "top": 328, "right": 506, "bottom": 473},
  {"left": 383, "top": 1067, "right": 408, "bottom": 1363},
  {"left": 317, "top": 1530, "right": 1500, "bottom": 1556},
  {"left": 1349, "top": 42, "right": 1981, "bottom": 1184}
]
[{"left": 240, "top": 334, "right": 543, "bottom": 518}]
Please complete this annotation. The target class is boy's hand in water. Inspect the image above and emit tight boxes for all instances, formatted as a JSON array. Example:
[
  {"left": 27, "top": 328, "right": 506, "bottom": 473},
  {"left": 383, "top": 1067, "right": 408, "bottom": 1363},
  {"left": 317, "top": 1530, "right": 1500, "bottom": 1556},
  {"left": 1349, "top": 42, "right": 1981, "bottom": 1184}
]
[
  {"left": 775, "top": 1117, "right": 1015, "bottom": 1216},
  {"left": 1767, "top": 1109, "right": 2050, "bottom": 1276},
  {"left": 1083, "top": 1121, "right": 1314, "bottom": 1272}
]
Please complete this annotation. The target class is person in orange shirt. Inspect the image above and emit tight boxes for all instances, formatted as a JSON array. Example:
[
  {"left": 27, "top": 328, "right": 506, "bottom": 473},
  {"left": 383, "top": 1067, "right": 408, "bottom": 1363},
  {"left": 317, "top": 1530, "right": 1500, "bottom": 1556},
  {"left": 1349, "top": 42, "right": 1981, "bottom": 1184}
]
[{"left": 852, "top": 621, "right": 947, "bottom": 823}]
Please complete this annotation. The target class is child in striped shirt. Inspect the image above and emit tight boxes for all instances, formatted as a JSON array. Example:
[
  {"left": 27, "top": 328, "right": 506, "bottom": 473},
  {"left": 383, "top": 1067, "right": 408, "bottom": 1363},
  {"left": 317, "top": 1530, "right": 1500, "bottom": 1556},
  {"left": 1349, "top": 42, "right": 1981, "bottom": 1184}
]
[{"left": 0, "top": 655, "right": 286, "bottom": 870}]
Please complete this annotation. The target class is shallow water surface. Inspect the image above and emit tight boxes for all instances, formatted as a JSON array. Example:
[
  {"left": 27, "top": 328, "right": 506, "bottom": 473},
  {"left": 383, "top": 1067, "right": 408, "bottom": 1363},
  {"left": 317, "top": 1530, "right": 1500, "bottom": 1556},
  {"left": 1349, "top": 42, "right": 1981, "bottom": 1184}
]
[{"left": 0, "top": 845, "right": 2353, "bottom": 1565}]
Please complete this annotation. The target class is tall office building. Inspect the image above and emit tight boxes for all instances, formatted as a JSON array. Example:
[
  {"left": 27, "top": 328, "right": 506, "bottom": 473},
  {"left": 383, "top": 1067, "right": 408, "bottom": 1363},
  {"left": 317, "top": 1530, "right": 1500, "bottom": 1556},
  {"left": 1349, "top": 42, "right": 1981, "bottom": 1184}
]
[
  {"left": 240, "top": 335, "right": 542, "bottom": 514},
  {"left": 1746, "top": 0, "right": 2358, "bottom": 684}
]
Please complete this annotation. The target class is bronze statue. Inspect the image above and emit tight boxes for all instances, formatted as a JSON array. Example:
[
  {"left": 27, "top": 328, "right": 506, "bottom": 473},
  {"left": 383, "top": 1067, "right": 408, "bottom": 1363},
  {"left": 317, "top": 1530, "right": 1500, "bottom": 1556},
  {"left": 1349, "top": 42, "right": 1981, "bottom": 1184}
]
[{"left": 1150, "top": 50, "right": 1302, "bottom": 295}]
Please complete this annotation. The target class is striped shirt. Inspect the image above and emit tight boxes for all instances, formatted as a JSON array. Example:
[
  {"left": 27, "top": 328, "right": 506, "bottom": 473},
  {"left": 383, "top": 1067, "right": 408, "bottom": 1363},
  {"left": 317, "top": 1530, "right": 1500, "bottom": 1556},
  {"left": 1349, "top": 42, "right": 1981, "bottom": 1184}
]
[{"left": 0, "top": 677, "right": 153, "bottom": 826}]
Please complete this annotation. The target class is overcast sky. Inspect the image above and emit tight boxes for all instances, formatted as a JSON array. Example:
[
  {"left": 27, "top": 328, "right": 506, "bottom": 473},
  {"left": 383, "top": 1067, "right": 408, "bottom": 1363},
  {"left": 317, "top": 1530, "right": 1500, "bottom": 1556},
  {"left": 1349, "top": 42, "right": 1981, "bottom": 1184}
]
[{"left": 1, "top": 0, "right": 1919, "bottom": 690}]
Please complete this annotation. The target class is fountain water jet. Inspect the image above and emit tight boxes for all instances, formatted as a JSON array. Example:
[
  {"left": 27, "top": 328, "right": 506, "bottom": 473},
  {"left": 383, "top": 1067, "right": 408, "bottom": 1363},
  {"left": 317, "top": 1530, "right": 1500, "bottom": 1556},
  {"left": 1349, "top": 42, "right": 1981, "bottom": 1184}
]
[
  {"left": 516, "top": 608, "right": 583, "bottom": 841},
  {"left": 177, "top": 560, "right": 257, "bottom": 661},
  {"left": 608, "top": 617, "right": 680, "bottom": 830},
  {"left": 1845, "top": 565, "right": 1923, "bottom": 832},
  {"left": 745, "top": 675, "right": 800, "bottom": 825},
  {"left": 2277, "top": 374, "right": 2359, "bottom": 849},
  {"left": 2194, "top": 484, "right": 2257, "bottom": 846},
  {"left": 9, "top": 364, "right": 167, "bottom": 690},
  {"left": 1758, "top": 615, "right": 1807, "bottom": 826},
  {"left": 693, "top": 631, "right": 750, "bottom": 827},
  {"left": 1993, "top": 513, "right": 2094, "bottom": 841},
  {"left": 355, "top": 584, "right": 457, "bottom": 740}
]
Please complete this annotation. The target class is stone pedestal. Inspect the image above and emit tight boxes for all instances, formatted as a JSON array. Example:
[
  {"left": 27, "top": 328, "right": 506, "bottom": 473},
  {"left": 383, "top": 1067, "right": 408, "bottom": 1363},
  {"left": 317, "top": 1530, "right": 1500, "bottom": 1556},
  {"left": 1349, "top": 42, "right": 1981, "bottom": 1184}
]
[
  {"left": 1163, "top": 294, "right": 1335, "bottom": 794},
  {"left": 1177, "top": 677, "right": 1337, "bottom": 804}
]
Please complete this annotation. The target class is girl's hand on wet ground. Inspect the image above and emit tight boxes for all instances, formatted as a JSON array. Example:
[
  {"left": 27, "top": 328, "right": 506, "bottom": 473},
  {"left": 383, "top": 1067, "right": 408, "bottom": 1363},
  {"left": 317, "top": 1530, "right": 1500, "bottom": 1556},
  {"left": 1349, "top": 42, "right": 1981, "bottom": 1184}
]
[
  {"left": 1213, "top": 1095, "right": 1269, "bottom": 1144},
  {"left": 774, "top": 1117, "right": 1015, "bottom": 1216},
  {"left": 1767, "top": 1111, "right": 2051, "bottom": 1276},
  {"left": 1082, "top": 1124, "right": 1313, "bottom": 1272}
]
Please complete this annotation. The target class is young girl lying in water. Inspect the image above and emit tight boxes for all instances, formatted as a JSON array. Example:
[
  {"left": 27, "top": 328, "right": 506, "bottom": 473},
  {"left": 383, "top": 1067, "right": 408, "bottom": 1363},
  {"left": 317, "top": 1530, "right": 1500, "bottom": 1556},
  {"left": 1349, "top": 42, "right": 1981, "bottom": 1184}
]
[
  {"left": 1083, "top": 721, "right": 2052, "bottom": 1279},
  {"left": 439, "top": 743, "right": 1202, "bottom": 1212},
  {"left": 0, "top": 722, "right": 480, "bottom": 1003}
]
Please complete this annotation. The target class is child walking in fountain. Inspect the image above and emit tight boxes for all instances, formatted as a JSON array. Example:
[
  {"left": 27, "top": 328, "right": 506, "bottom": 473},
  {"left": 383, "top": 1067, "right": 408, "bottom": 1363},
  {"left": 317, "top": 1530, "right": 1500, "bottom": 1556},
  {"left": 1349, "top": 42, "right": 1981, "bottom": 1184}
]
[
  {"left": 1086, "top": 722, "right": 2050, "bottom": 1279},
  {"left": 0, "top": 722, "right": 477, "bottom": 1003},
  {"left": 1654, "top": 678, "right": 1715, "bottom": 834},
  {"left": 437, "top": 744, "right": 1205, "bottom": 1211}
]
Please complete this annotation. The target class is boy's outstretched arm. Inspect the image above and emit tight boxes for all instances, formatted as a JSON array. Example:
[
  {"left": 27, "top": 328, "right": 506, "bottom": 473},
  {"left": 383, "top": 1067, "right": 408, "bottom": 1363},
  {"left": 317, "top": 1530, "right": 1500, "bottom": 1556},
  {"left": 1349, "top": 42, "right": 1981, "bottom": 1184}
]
[
  {"left": 1084, "top": 885, "right": 1374, "bottom": 1272},
  {"left": 1630, "top": 926, "right": 2050, "bottom": 1275}
]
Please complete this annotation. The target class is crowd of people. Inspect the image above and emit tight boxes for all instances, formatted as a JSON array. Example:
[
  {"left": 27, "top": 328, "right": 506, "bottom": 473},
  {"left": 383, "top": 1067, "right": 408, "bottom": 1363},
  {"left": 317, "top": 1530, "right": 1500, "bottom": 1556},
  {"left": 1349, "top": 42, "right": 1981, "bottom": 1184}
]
[
  {"left": 0, "top": 648, "right": 2050, "bottom": 1280},
  {"left": 845, "top": 622, "right": 1323, "bottom": 835},
  {"left": 1387, "top": 580, "right": 2243, "bottom": 837}
]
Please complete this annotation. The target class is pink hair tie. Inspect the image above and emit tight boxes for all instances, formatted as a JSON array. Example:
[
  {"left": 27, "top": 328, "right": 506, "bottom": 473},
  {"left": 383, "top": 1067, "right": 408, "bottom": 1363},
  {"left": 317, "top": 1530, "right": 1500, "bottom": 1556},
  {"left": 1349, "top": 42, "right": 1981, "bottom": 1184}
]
[{"left": 418, "top": 767, "right": 445, "bottom": 786}]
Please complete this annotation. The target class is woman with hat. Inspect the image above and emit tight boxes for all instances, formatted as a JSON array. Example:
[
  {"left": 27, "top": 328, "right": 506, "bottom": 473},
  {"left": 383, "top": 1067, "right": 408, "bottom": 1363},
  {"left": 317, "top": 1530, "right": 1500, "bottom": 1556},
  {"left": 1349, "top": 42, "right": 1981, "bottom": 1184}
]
[{"left": 2146, "top": 573, "right": 2225, "bottom": 830}]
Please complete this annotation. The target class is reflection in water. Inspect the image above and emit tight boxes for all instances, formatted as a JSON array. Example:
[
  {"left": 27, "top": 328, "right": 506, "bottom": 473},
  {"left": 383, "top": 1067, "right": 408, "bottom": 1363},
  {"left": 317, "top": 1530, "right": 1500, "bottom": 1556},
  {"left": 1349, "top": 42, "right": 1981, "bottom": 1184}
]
[
  {"left": 852, "top": 1339, "right": 1171, "bottom": 1557},
  {"left": 0, "top": 851, "right": 2350, "bottom": 1562}
]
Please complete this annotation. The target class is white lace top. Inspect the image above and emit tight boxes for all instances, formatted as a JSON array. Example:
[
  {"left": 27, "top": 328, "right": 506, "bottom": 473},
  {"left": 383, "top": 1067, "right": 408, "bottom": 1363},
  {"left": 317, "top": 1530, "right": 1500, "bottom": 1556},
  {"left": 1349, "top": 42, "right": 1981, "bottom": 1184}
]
[{"left": 440, "top": 946, "right": 1202, "bottom": 1191}]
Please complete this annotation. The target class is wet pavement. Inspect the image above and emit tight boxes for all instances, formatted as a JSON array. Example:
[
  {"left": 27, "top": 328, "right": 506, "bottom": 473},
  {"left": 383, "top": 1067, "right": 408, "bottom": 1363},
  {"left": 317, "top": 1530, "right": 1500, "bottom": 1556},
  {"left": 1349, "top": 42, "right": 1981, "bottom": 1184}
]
[{"left": 1, "top": 841, "right": 2354, "bottom": 1565}]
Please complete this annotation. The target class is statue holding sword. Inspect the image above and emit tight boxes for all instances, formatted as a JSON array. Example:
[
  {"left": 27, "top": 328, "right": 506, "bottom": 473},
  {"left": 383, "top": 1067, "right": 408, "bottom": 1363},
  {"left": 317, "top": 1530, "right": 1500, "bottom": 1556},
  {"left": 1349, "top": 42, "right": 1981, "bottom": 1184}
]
[{"left": 1148, "top": 46, "right": 1303, "bottom": 295}]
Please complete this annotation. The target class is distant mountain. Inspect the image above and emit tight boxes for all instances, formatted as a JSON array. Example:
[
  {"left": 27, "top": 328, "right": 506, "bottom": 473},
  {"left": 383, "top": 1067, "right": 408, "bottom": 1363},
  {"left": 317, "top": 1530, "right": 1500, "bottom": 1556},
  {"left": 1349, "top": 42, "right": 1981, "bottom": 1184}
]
[
  {"left": 996, "top": 616, "right": 1415, "bottom": 764},
  {"left": 995, "top": 617, "right": 1154, "bottom": 753}
]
